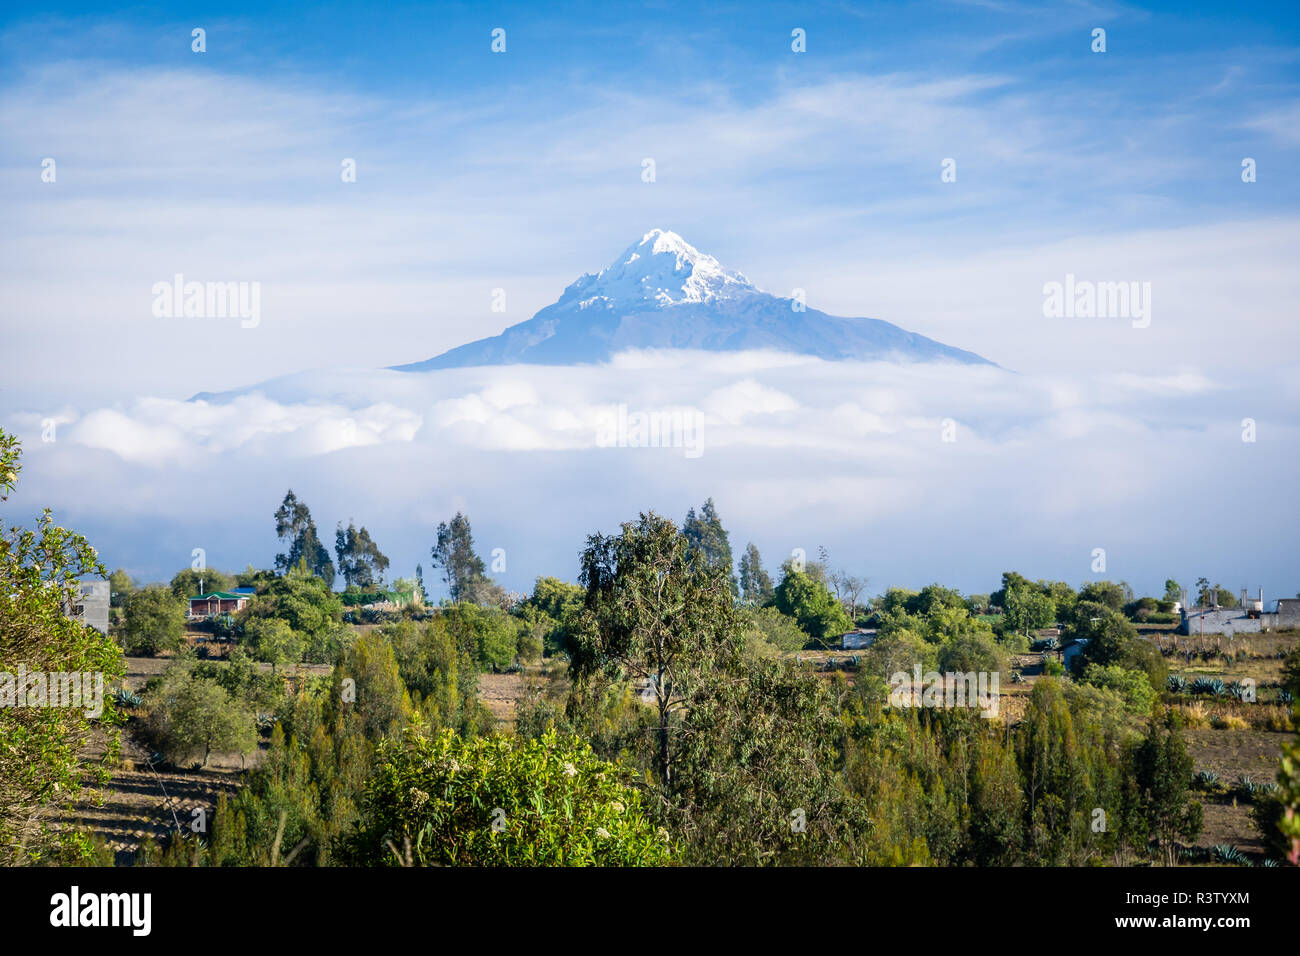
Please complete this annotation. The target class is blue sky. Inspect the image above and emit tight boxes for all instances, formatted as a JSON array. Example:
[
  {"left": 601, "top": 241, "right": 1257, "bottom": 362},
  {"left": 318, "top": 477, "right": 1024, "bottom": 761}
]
[{"left": 1, "top": 1, "right": 1298, "bottom": 600}]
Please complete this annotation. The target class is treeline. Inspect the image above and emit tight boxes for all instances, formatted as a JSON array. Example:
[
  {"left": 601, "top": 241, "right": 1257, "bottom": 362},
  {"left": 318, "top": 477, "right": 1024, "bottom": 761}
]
[{"left": 4, "top": 418, "right": 1299, "bottom": 867}]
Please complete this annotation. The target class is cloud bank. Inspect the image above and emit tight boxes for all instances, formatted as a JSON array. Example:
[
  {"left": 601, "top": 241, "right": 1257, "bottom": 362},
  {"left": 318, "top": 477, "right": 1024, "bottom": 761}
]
[{"left": 7, "top": 352, "right": 1296, "bottom": 601}]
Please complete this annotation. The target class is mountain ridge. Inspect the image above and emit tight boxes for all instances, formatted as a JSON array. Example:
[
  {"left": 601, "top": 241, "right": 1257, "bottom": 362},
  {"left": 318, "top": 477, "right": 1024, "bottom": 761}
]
[{"left": 391, "top": 229, "right": 993, "bottom": 371}]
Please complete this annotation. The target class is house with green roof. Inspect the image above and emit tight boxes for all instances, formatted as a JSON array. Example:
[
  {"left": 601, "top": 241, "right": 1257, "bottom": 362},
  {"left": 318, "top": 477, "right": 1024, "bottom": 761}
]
[{"left": 187, "top": 591, "right": 251, "bottom": 619}]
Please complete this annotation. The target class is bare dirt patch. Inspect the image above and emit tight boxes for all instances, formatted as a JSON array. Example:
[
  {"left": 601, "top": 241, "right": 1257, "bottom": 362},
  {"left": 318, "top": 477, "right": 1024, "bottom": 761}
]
[
  {"left": 1183, "top": 727, "right": 1289, "bottom": 855},
  {"left": 55, "top": 733, "right": 246, "bottom": 862},
  {"left": 479, "top": 672, "right": 526, "bottom": 727}
]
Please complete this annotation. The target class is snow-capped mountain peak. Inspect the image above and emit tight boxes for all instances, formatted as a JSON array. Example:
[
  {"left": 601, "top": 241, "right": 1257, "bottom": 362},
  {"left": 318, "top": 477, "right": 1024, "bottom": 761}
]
[
  {"left": 559, "top": 228, "right": 755, "bottom": 310},
  {"left": 383, "top": 229, "right": 995, "bottom": 372}
]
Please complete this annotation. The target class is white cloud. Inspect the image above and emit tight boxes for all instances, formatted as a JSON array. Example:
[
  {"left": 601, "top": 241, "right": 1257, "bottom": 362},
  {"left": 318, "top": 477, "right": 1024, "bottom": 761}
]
[{"left": 6, "top": 351, "right": 1295, "bottom": 599}]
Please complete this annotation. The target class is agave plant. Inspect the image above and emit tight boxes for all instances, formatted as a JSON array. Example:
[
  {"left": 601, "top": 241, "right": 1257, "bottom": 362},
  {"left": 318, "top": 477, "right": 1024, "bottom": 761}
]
[
  {"left": 110, "top": 688, "right": 143, "bottom": 709},
  {"left": 1262, "top": 858, "right": 1280, "bottom": 868},
  {"left": 1236, "top": 774, "right": 1261, "bottom": 800},
  {"left": 1191, "top": 676, "right": 1226, "bottom": 696},
  {"left": 1212, "top": 844, "right": 1245, "bottom": 865},
  {"left": 1195, "top": 770, "right": 1219, "bottom": 789},
  {"left": 1167, "top": 675, "right": 1187, "bottom": 693},
  {"left": 1178, "top": 844, "right": 1210, "bottom": 863},
  {"left": 1280, "top": 689, "right": 1295, "bottom": 706},
  {"left": 1228, "top": 681, "right": 1251, "bottom": 701}
]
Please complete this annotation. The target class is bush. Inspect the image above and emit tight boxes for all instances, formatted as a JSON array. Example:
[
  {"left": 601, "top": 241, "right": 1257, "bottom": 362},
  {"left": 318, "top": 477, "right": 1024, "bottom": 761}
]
[
  {"left": 242, "top": 617, "right": 303, "bottom": 671},
  {"left": 240, "top": 571, "right": 343, "bottom": 644},
  {"left": 937, "top": 632, "right": 1004, "bottom": 674},
  {"left": 122, "top": 587, "right": 186, "bottom": 656},
  {"left": 145, "top": 664, "right": 257, "bottom": 767},
  {"left": 1080, "top": 663, "right": 1156, "bottom": 716},
  {"left": 438, "top": 602, "right": 520, "bottom": 671},
  {"left": 348, "top": 729, "right": 674, "bottom": 866},
  {"left": 739, "top": 605, "right": 810, "bottom": 655},
  {"left": 773, "top": 570, "right": 851, "bottom": 645}
]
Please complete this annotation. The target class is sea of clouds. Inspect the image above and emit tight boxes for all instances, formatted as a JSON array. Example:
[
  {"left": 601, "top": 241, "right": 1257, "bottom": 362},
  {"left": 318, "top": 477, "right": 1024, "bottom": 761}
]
[{"left": 6, "top": 350, "right": 1297, "bottom": 600}]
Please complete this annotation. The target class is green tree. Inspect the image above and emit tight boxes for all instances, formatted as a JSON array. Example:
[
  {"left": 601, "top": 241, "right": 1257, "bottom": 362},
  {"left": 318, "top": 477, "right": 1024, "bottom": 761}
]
[
  {"left": 671, "top": 655, "right": 872, "bottom": 865},
  {"left": 438, "top": 602, "right": 519, "bottom": 672},
  {"left": 241, "top": 564, "right": 343, "bottom": 646},
  {"left": 123, "top": 586, "right": 186, "bottom": 656},
  {"left": 1192, "top": 577, "right": 1237, "bottom": 608},
  {"left": 1080, "top": 663, "right": 1156, "bottom": 717},
  {"left": 1078, "top": 580, "right": 1126, "bottom": 612},
  {"left": 108, "top": 568, "right": 135, "bottom": 608},
  {"left": 1276, "top": 729, "right": 1300, "bottom": 865},
  {"left": 273, "top": 489, "right": 335, "bottom": 586},
  {"left": 570, "top": 512, "right": 741, "bottom": 788},
  {"left": 773, "top": 567, "right": 851, "bottom": 644},
  {"left": 334, "top": 520, "right": 390, "bottom": 590},
  {"left": 682, "top": 498, "right": 736, "bottom": 594},
  {"left": 738, "top": 605, "right": 808, "bottom": 655},
  {"left": 0, "top": 428, "right": 125, "bottom": 863},
  {"left": 737, "top": 542, "right": 774, "bottom": 605},
  {"left": 1068, "top": 603, "right": 1165, "bottom": 688},
  {"left": 1003, "top": 585, "right": 1055, "bottom": 635},
  {"left": 936, "top": 631, "right": 1004, "bottom": 674},
  {"left": 381, "top": 619, "right": 488, "bottom": 734},
  {"left": 169, "top": 566, "right": 233, "bottom": 600},
  {"left": 243, "top": 617, "right": 304, "bottom": 673},
  {"left": 990, "top": 571, "right": 1032, "bottom": 610},
  {"left": 1128, "top": 712, "right": 1202, "bottom": 866},
  {"left": 331, "top": 631, "right": 415, "bottom": 741},
  {"left": 235, "top": 565, "right": 276, "bottom": 589},
  {"left": 430, "top": 512, "right": 488, "bottom": 602},
  {"left": 521, "top": 576, "right": 584, "bottom": 657},
  {"left": 147, "top": 664, "right": 257, "bottom": 767},
  {"left": 1016, "top": 679, "right": 1090, "bottom": 864}
]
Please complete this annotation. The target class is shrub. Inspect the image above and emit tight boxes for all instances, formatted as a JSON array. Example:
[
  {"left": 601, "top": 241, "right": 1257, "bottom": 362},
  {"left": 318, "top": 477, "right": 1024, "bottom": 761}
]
[
  {"left": 1212, "top": 844, "right": 1245, "bottom": 865},
  {"left": 122, "top": 587, "right": 186, "bottom": 656},
  {"left": 1210, "top": 714, "right": 1248, "bottom": 730},
  {"left": 1081, "top": 663, "right": 1156, "bottom": 716},
  {"left": 349, "top": 729, "right": 674, "bottom": 866},
  {"left": 739, "top": 605, "right": 811, "bottom": 655}
]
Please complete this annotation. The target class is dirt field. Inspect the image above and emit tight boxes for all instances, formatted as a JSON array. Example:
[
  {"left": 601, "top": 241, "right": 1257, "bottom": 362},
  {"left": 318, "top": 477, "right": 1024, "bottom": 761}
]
[
  {"left": 56, "top": 733, "right": 244, "bottom": 863},
  {"left": 478, "top": 672, "right": 526, "bottom": 726},
  {"left": 120, "top": 655, "right": 332, "bottom": 692},
  {"left": 1183, "top": 728, "right": 1289, "bottom": 856}
]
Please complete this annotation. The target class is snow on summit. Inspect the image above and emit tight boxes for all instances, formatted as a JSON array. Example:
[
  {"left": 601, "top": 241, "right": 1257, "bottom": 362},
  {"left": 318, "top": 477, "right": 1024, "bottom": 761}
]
[
  {"left": 378, "top": 227, "right": 994, "bottom": 372},
  {"left": 560, "top": 228, "right": 756, "bottom": 310}
]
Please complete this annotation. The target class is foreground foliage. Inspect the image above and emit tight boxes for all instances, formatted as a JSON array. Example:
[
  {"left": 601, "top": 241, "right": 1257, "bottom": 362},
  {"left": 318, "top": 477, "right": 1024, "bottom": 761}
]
[{"left": 349, "top": 729, "right": 674, "bottom": 866}]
